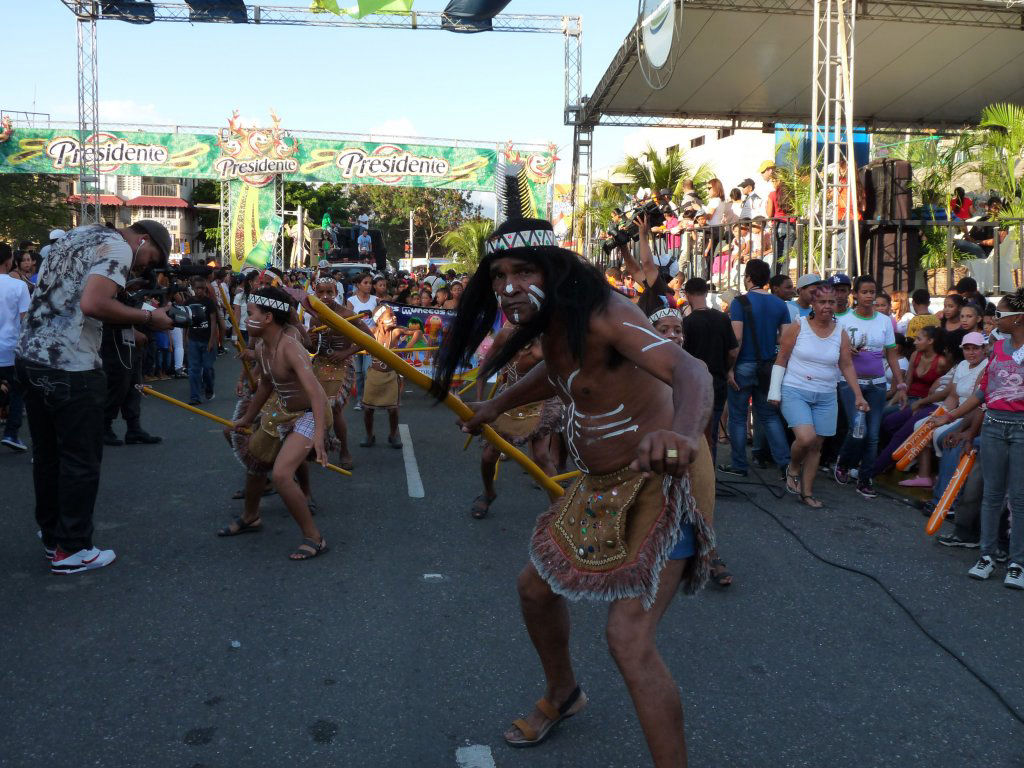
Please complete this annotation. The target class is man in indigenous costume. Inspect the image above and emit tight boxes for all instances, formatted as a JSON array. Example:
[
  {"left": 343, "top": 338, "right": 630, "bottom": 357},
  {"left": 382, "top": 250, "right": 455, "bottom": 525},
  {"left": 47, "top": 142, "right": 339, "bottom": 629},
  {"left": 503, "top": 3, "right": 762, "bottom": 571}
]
[
  {"left": 470, "top": 323, "right": 563, "bottom": 519},
  {"left": 221, "top": 286, "right": 332, "bottom": 561},
  {"left": 431, "top": 218, "right": 716, "bottom": 767},
  {"left": 303, "top": 276, "right": 371, "bottom": 471}
]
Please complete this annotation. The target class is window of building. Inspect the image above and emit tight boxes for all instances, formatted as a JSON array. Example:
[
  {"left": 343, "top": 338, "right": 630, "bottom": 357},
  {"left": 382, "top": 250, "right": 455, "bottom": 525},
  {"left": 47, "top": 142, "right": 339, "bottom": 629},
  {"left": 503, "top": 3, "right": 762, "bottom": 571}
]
[
  {"left": 666, "top": 144, "right": 679, "bottom": 154},
  {"left": 690, "top": 135, "right": 705, "bottom": 149},
  {"left": 716, "top": 128, "right": 735, "bottom": 140}
]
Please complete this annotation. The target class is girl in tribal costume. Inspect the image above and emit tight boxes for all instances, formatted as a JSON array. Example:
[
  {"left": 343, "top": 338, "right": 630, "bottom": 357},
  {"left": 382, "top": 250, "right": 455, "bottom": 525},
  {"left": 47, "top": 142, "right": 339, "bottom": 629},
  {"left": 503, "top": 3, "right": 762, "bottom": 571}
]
[
  {"left": 470, "top": 322, "right": 563, "bottom": 519},
  {"left": 304, "top": 277, "right": 372, "bottom": 471},
  {"left": 360, "top": 303, "right": 418, "bottom": 449}
]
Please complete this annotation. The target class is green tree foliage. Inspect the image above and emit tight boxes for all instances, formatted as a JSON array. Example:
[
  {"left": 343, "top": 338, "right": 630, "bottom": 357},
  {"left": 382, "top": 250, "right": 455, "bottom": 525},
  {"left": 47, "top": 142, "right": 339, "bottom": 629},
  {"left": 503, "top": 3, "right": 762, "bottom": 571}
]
[
  {"left": 441, "top": 218, "right": 494, "bottom": 272},
  {"left": 0, "top": 174, "right": 72, "bottom": 245},
  {"left": 284, "top": 182, "right": 354, "bottom": 226},
  {"left": 190, "top": 179, "right": 222, "bottom": 251},
  {"left": 347, "top": 186, "right": 480, "bottom": 267},
  {"left": 976, "top": 102, "right": 1024, "bottom": 219},
  {"left": 613, "top": 144, "right": 714, "bottom": 199}
]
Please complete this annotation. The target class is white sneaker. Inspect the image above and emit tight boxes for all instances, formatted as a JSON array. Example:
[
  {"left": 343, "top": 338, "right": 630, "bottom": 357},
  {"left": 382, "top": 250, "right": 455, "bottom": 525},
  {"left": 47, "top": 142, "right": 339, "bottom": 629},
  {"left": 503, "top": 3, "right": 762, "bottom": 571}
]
[
  {"left": 50, "top": 547, "right": 116, "bottom": 574},
  {"left": 1005, "top": 563, "right": 1024, "bottom": 590},
  {"left": 968, "top": 556, "right": 994, "bottom": 580}
]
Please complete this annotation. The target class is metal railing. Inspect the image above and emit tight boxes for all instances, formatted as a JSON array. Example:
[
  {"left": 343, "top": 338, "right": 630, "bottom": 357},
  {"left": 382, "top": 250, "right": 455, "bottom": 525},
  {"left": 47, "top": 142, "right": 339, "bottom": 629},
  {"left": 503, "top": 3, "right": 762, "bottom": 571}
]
[
  {"left": 592, "top": 216, "right": 1024, "bottom": 297},
  {"left": 140, "top": 183, "right": 180, "bottom": 197}
]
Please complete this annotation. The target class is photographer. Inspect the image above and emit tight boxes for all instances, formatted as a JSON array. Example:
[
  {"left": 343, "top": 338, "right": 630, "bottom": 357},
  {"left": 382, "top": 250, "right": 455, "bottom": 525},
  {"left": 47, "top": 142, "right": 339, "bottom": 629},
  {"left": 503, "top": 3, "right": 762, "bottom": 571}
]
[{"left": 16, "top": 220, "right": 173, "bottom": 574}]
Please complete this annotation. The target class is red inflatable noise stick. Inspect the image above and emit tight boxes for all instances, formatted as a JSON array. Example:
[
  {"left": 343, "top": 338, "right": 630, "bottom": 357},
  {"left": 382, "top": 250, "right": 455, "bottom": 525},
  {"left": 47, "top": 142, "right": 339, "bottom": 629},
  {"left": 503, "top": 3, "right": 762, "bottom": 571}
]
[{"left": 926, "top": 448, "right": 976, "bottom": 536}]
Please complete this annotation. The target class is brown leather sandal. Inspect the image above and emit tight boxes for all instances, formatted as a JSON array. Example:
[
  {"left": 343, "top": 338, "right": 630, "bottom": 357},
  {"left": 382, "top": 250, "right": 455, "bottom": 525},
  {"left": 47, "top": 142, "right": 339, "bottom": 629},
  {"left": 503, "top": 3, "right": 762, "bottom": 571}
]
[{"left": 505, "top": 686, "right": 587, "bottom": 748}]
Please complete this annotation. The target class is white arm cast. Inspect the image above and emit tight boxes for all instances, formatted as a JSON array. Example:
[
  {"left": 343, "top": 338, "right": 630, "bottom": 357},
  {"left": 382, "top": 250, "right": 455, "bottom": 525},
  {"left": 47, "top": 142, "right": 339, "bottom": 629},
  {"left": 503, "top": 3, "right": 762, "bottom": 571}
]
[{"left": 768, "top": 364, "right": 787, "bottom": 402}]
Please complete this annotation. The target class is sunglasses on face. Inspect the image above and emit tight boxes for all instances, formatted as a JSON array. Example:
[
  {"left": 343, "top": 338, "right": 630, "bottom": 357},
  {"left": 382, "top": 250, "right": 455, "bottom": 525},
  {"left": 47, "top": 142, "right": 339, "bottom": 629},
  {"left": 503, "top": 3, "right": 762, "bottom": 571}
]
[{"left": 995, "top": 310, "right": 1024, "bottom": 319}]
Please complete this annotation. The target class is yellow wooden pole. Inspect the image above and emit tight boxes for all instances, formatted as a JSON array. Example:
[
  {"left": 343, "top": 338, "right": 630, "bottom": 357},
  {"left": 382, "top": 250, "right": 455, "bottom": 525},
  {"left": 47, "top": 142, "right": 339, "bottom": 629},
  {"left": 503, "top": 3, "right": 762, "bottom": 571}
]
[
  {"left": 549, "top": 469, "right": 582, "bottom": 484},
  {"left": 307, "top": 295, "right": 563, "bottom": 499},
  {"left": 216, "top": 284, "right": 257, "bottom": 391},
  {"left": 140, "top": 386, "right": 352, "bottom": 477}
]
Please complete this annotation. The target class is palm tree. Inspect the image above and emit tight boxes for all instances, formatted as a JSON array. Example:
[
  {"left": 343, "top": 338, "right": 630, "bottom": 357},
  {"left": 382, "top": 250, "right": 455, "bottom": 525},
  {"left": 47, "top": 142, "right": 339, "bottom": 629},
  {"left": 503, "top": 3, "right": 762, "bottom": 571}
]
[
  {"left": 976, "top": 102, "right": 1024, "bottom": 219},
  {"left": 442, "top": 218, "right": 494, "bottom": 271},
  {"left": 613, "top": 143, "right": 714, "bottom": 199}
]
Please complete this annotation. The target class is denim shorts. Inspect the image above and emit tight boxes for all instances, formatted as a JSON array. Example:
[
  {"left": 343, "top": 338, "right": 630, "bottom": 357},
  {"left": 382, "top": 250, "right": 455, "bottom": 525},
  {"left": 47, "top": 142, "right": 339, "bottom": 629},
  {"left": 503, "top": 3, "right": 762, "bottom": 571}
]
[
  {"left": 668, "top": 522, "right": 696, "bottom": 560},
  {"left": 780, "top": 385, "right": 838, "bottom": 436}
]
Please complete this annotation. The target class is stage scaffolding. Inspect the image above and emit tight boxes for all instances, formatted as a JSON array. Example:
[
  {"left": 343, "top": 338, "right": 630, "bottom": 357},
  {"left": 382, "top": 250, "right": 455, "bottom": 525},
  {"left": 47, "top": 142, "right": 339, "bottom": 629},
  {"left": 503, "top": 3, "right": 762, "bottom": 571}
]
[{"left": 60, "top": 1, "right": 582, "bottom": 226}]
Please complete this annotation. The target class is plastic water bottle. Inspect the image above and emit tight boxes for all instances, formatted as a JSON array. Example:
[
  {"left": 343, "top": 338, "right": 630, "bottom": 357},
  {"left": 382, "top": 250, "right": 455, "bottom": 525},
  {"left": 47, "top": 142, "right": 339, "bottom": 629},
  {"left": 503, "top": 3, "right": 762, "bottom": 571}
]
[{"left": 851, "top": 410, "right": 866, "bottom": 439}]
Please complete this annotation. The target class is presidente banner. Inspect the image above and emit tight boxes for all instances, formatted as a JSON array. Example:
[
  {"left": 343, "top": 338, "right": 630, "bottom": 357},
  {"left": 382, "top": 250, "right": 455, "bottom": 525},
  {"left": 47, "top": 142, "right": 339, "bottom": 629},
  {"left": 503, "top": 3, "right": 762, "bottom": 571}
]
[{"left": 0, "top": 126, "right": 499, "bottom": 192}]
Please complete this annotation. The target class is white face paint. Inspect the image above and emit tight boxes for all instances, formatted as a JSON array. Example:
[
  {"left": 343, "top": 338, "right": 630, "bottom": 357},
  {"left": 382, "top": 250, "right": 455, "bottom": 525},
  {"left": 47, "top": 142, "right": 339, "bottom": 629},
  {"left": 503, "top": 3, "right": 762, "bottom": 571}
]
[
  {"left": 504, "top": 282, "right": 515, "bottom": 295},
  {"left": 528, "top": 285, "right": 546, "bottom": 300},
  {"left": 512, "top": 310, "right": 521, "bottom": 324},
  {"left": 528, "top": 294, "right": 542, "bottom": 311}
]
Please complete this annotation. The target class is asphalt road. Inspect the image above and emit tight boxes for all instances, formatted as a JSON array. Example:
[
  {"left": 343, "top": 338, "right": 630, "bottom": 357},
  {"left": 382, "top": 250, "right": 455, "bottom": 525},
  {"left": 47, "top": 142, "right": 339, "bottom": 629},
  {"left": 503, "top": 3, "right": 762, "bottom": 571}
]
[{"left": 1, "top": 357, "right": 1023, "bottom": 768}]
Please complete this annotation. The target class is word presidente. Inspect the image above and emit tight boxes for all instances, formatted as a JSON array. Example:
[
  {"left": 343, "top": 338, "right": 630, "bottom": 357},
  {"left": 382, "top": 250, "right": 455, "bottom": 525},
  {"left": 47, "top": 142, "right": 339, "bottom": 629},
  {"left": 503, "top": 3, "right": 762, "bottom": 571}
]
[{"left": 335, "top": 149, "right": 450, "bottom": 179}]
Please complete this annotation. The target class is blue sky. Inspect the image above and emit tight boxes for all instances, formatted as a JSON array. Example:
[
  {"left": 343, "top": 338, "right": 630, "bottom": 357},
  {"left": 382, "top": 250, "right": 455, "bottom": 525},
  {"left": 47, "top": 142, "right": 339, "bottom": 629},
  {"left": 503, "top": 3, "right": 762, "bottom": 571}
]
[{"left": 3, "top": 1, "right": 647, "bottom": 181}]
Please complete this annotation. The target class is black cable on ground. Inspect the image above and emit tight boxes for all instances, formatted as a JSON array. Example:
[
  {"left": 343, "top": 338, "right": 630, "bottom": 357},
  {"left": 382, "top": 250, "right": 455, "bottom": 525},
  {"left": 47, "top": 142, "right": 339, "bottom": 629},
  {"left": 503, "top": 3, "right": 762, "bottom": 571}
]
[{"left": 716, "top": 469, "right": 1024, "bottom": 727}]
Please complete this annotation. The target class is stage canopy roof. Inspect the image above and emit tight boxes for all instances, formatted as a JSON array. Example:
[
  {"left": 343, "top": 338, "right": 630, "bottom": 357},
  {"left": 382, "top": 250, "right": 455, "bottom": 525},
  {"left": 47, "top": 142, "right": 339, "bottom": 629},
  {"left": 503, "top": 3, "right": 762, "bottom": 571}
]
[{"left": 579, "top": 0, "right": 1024, "bottom": 132}]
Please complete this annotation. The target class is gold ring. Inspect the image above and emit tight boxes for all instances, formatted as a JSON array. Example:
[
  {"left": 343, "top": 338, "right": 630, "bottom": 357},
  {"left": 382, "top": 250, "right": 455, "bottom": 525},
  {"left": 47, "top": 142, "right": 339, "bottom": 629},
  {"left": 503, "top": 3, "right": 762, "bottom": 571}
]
[{"left": 666, "top": 449, "right": 679, "bottom": 459}]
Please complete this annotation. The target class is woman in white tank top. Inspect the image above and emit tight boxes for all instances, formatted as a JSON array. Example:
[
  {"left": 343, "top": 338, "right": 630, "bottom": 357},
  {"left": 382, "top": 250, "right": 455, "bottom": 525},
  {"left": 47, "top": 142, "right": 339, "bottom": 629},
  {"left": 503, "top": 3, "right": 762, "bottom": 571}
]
[
  {"left": 346, "top": 272, "right": 378, "bottom": 408},
  {"left": 769, "top": 282, "right": 868, "bottom": 507}
]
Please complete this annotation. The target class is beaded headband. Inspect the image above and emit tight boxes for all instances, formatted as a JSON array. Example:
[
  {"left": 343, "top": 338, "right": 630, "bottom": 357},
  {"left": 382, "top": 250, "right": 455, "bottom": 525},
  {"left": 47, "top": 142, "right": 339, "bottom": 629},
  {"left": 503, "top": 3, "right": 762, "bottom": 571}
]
[
  {"left": 485, "top": 227, "right": 558, "bottom": 255},
  {"left": 648, "top": 307, "right": 682, "bottom": 324},
  {"left": 315, "top": 277, "right": 336, "bottom": 286},
  {"left": 372, "top": 304, "right": 389, "bottom": 322},
  {"left": 249, "top": 294, "right": 290, "bottom": 312}
]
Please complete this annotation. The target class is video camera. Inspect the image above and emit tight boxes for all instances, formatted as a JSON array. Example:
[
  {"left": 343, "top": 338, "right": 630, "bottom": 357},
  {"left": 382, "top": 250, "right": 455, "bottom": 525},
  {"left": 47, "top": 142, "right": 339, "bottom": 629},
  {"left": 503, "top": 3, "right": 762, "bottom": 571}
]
[
  {"left": 602, "top": 190, "right": 668, "bottom": 255},
  {"left": 124, "top": 263, "right": 212, "bottom": 329}
]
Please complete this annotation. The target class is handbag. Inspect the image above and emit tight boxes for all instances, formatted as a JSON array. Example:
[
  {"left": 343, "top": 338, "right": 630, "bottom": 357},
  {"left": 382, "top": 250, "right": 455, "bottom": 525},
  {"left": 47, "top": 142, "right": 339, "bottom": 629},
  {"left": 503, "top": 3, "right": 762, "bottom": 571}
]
[{"left": 737, "top": 293, "right": 776, "bottom": 391}]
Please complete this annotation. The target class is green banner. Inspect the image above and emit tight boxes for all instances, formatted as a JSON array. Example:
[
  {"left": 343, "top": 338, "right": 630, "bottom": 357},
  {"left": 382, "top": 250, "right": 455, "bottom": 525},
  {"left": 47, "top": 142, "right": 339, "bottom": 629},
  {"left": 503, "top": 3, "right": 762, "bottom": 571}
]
[
  {"left": 0, "top": 128, "right": 498, "bottom": 192},
  {"left": 228, "top": 179, "right": 278, "bottom": 272}
]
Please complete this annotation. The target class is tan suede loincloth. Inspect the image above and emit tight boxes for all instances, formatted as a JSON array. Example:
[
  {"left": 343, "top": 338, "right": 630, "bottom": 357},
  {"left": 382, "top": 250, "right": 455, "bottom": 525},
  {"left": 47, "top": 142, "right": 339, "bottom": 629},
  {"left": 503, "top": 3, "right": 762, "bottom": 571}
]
[
  {"left": 530, "top": 439, "right": 716, "bottom": 609},
  {"left": 362, "top": 366, "right": 401, "bottom": 409}
]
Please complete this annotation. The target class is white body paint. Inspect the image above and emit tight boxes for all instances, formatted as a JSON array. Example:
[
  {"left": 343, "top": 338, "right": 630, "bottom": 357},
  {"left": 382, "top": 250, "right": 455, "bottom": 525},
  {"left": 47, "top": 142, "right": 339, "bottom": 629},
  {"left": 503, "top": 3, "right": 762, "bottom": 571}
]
[
  {"left": 555, "top": 369, "right": 637, "bottom": 474},
  {"left": 504, "top": 282, "right": 515, "bottom": 295},
  {"left": 622, "top": 321, "right": 673, "bottom": 352}
]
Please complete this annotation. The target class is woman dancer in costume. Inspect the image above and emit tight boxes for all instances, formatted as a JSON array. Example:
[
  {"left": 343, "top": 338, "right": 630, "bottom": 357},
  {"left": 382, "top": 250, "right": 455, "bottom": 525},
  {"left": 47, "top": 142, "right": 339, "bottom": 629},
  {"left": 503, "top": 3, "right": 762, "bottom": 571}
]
[
  {"left": 470, "top": 322, "right": 563, "bottom": 519},
  {"left": 432, "top": 218, "right": 714, "bottom": 767},
  {"left": 306, "top": 276, "right": 372, "bottom": 471},
  {"left": 360, "top": 304, "right": 415, "bottom": 449},
  {"left": 649, "top": 305, "right": 734, "bottom": 587},
  {"left": 223, "top": 286, "right": 331, "bottom": 561}
]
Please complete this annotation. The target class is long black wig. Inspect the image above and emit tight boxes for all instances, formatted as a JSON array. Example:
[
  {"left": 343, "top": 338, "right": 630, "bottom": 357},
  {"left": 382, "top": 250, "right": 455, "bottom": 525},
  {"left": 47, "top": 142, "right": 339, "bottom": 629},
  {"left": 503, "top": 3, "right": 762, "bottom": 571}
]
[{"left": 429, "top": 217, "right": 612, "bottom": 399}]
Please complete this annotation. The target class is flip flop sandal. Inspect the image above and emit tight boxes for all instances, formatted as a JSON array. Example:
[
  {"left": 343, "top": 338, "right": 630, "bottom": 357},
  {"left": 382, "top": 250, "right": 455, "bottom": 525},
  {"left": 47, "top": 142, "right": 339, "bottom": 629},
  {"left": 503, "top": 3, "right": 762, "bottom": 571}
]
[
  {"left": 360, "top": 436, "right": 376, "bottom": 448},
  {"left": 505, "top": 686, "right": 587, "bottom": 748},
  {"left": 289, "top": 537, "right": 328, "bottom": 561},
  {"left": 231, "top": 488, "right": 245, "bottom": 500},
  {"left": 217, "top": 516, "right": 262, "bottom": 537},
  {"left": 710, "top": 557, "right": 734, "bottom": 587},
  {"left": 799, "top": 493, "right": 824, "bottom": 509},
  {"left": 471, "top": 494, "right": 496, "bottom": 519},
  {"left": 785, "top": 469, "right": 802, "bottom": 495},
  {"left": 338, "top": 456, "right": 354, "bottom": 471},
  {"left": 388, "top": 435, "right": 403, "bottom": 449}
]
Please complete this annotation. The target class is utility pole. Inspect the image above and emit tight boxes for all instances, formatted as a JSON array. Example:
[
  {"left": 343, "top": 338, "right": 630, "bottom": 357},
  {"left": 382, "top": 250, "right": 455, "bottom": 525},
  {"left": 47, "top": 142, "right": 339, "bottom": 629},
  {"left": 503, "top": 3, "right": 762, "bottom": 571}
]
[{"left": 408, "top": 209, "right": 415, "bottom": 265}]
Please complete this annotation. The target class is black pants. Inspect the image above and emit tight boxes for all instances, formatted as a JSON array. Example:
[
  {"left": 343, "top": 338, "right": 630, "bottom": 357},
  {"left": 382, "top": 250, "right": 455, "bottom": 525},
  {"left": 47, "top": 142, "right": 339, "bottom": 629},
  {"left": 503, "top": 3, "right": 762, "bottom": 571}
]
[
  {"left": 101, "top": 333, "right": 141, "bottom": 432},
  {"left": 16, "top": 359, "right": 106, "bottom": 553}
]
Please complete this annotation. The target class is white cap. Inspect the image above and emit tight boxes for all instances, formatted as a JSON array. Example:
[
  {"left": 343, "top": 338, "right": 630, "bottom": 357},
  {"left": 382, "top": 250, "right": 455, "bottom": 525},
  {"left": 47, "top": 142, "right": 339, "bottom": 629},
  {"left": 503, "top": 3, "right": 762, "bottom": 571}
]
[{"left": 49, "top": 229, "right": 66, "bottom": 241}]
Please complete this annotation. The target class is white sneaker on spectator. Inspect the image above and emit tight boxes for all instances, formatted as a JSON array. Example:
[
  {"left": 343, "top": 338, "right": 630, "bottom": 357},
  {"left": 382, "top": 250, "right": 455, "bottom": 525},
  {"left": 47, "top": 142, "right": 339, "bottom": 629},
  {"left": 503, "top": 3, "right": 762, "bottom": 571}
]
[
  {"left": 50, "top": 547, "right": 116, "bottom": 574},
  {"left": 968, "top": 556, "right": 994, "bottom": 580},
  {"left": 1005, "top": 563, "right": 1024, "bottom": 590}
]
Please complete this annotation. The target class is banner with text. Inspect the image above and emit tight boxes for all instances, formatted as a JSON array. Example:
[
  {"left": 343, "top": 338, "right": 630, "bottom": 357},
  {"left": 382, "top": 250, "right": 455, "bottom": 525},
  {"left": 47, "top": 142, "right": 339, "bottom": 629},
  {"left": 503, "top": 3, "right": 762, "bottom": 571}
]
[{"left": 0, "top": 128, "right": 499, "bottom": 191}]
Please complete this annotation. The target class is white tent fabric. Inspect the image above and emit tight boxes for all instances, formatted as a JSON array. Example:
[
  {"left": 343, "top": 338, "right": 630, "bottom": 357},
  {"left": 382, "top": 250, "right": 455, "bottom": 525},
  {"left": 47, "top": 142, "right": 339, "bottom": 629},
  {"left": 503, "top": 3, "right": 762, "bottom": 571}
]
[{"left": 582, "top": 2, "right": 1024, "bottom": 129}]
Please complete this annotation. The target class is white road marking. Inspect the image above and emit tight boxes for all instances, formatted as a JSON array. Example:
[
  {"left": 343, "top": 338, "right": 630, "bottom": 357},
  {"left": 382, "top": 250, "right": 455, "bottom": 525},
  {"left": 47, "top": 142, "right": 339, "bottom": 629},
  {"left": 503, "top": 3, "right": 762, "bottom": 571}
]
[
  {"left": 455, "top": 745, "right": 495, "bottom": 768},
  {"left": 398, "top": 423, "right": 424, "bottom": 498}
]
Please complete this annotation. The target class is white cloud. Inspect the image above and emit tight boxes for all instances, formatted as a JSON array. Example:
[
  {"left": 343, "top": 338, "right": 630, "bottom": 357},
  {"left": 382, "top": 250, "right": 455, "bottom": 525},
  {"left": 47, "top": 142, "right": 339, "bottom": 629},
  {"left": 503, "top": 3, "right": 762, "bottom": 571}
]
[{"left": 369, "top": 117, "right": 420, "bottom": 140}]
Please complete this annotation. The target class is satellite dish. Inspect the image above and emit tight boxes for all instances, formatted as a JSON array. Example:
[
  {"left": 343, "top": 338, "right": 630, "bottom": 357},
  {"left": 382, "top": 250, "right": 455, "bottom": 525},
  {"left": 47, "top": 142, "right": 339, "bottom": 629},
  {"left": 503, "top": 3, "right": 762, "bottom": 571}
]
[{"left": 637, "top": 0, "right": 681, "bottom": 91}]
